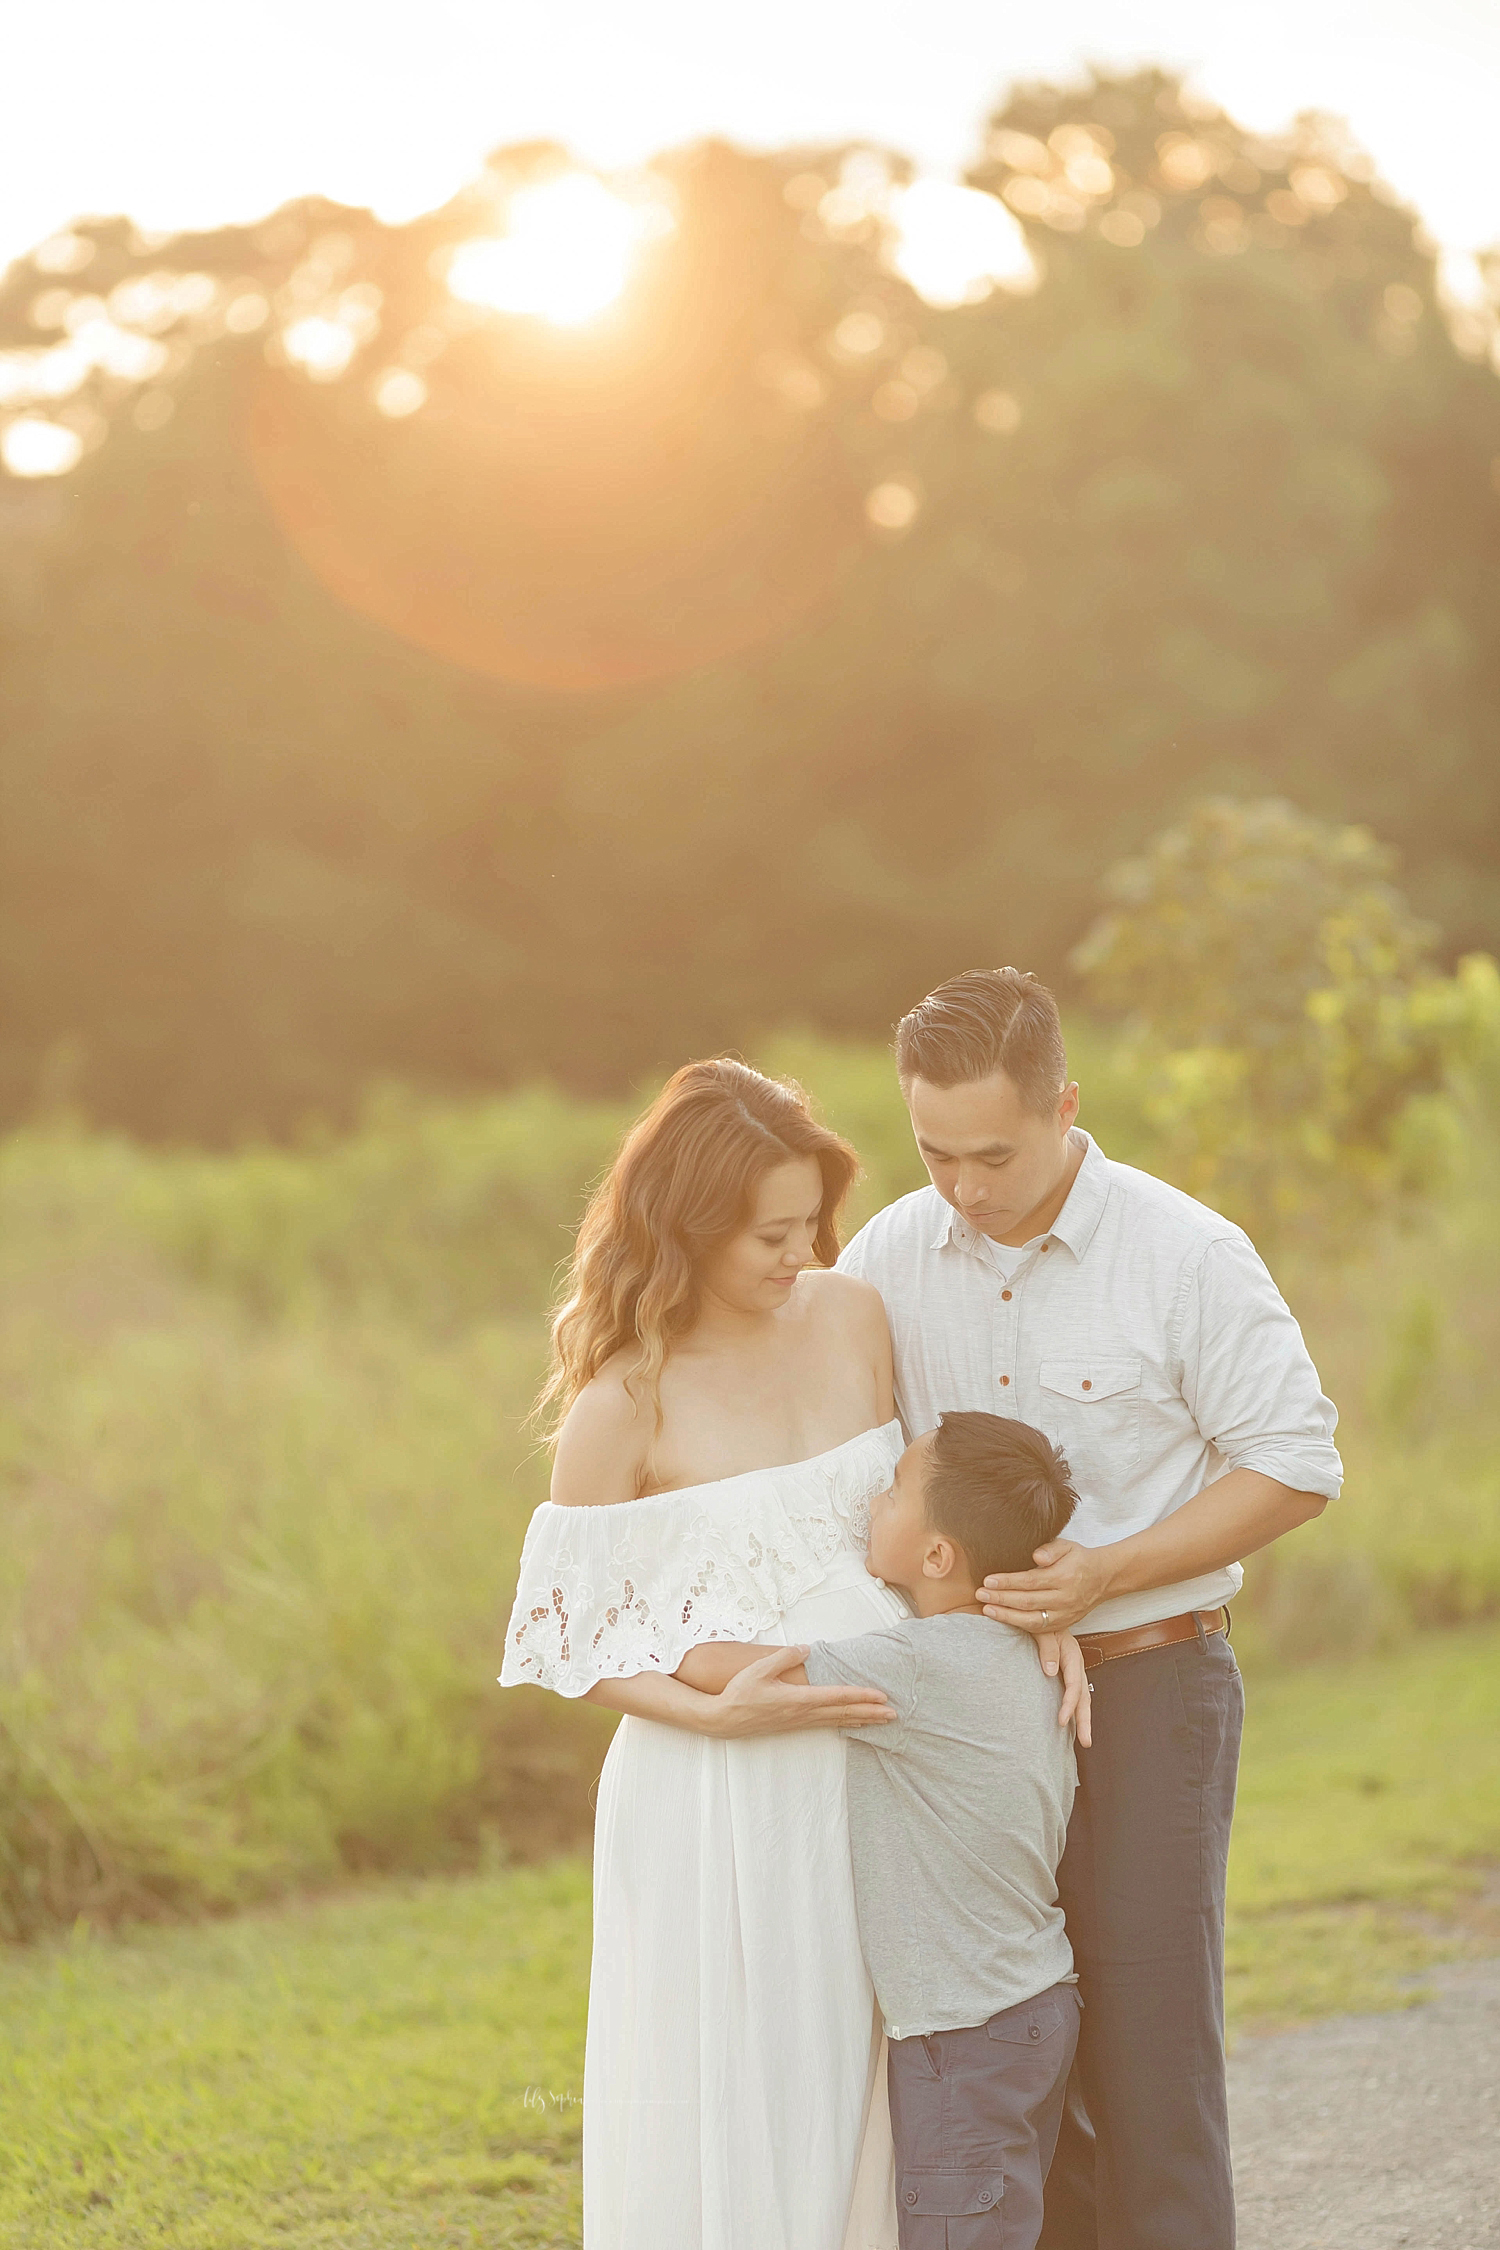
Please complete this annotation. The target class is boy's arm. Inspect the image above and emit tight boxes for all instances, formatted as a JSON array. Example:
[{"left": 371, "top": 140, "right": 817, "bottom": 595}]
[
  {"left": 676, "top": 1642, "right": 808, "bottom": 1691},
  {"left": 674, "top": 1641, "right": 897, "bottom": 1726}
]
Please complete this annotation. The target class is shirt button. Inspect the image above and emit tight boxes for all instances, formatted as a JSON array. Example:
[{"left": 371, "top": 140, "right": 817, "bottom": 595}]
[
  {"left": 1029, "top": 2023, "right": 1041, "bottom": 2040},
  {"left": 1081, "top": 1379, "right": 1092, "bottom": 1391},
  {"left": 978, "top": 2188, "right": 994, "bottom": 2206},
  {"left": 1001, "top": 1289, "right": 1013, "bottom": 1301},
  {"left": 904, "top": 2190, "right": 918, "bottom": 2206},
  {"left": 1000, "top": 1375, "right": 1010, "bottom": 1386}
]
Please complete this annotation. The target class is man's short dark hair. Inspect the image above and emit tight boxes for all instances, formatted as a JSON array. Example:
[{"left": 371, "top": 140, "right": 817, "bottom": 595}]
[
  {"left": 922, "top": 1411, "right": 1078, "bottom": 1580},
  {"left": 895, "top": 968, "right": 1067, "bottom": 1116}
]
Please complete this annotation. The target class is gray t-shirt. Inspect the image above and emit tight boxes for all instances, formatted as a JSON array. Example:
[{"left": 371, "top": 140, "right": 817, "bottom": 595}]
[{"left": 804, "top": 1612, "right": 1076, "bottom": 2040}]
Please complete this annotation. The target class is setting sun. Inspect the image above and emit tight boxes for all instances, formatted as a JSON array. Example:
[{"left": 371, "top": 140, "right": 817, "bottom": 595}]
[{"left": 445, "top": 173, "right": 672, "bottom": 325}]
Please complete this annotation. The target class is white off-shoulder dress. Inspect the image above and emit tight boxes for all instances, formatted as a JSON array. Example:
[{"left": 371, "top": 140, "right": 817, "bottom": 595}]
[{"left": 501, "top": 1420, "right": 907, "bottom": 2250}]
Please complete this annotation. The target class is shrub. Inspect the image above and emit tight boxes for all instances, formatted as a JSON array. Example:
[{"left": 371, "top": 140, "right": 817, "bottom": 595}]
[{"left": 1072, "top": 798, "right": 1500, "bottom": 1249}]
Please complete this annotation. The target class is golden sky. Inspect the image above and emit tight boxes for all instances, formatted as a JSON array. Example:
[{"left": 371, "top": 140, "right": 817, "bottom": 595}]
[{"left": 3, "top": 0, "right": 1498, "bottom": 291}]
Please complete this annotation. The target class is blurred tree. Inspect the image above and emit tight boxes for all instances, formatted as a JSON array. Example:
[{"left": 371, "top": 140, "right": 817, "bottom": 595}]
[
  {"left": 1, "top": 72, "right": 1499, "bottom": 1138},
  {"left": 831, "top": 69, "right": 1500, "bottom": 977},
  {"left": 1072, "top": 797, "right": 1500, "bottom": 1245}
]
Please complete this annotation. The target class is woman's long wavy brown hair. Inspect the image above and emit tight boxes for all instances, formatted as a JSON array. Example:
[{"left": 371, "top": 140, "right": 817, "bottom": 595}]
[{"left": 535, "top": 1058, "right": 860, "bottom": 1444}]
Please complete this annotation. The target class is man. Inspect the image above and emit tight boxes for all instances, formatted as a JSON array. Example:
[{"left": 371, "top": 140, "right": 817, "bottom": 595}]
[{"left": 838, "top": 967, "right": 1343, "bottom": 2250}]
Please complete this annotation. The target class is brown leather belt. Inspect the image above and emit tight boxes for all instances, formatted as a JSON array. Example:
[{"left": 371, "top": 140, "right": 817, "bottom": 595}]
[{"left": 1077, "top": 1607, "right": 1228, "bottom": 1672}]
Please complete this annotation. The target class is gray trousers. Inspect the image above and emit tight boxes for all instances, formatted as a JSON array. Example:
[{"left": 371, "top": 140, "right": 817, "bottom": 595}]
[
  {"left": 888, "top": 1983, "right": 1081, "bottom": 2249},
  {"left": 1038, "top": 1628, "right": 1245, "bottom": 2250}
]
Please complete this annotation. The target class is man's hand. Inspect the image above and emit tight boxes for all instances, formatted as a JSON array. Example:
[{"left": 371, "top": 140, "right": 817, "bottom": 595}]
[
  {"left": 981, "top": 1471, "right": 1327, "bottom": 1642},
  {"left": 707, "top": 1644, "right": 896, "bottom": 1739},
  {"left": 1036, "top": 1629, "right": 1092, "bottom": 1749},
  {"left": 980, "top": 1539, "right": 1112, "bottom": 1637}
]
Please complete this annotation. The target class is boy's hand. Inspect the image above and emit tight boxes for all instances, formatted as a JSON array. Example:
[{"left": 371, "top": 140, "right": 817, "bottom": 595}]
[
  {"left": 979, "top": 1538, "right": 1110, "bottom": 1637},
  {"left": 1036, "top": 1630, "right": 1092, "bottom": 1749}
]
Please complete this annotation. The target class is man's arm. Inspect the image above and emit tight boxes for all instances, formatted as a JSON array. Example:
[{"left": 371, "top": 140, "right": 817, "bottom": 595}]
[
  {"left": 983, "top": 1232, "right": 1341, "bottom": 1635},
  {"left": 979, "top": 1469, "right": 1324, "bottom": 1633}
]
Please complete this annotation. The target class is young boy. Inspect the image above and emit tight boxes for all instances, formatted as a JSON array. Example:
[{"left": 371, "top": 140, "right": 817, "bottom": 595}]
[{"left": 682, "top": 1411, "right": 1082, "bottom": 2249}]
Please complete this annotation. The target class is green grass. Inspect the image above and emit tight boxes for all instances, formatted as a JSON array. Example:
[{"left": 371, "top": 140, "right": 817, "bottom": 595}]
[
  {"left": 1225, "top": 1626, "right": 1500, "bottom": 2025},
  {"left": 0, "top": 1295, "right": 598, "bottom": 1937},
  {"left": 2, "top": 1630, "right": 1496, "bottom": 2248},
  {"left": 1238, "top": 1126, "right": 1500, "bottom": 1663},
  {"left": 0, "top": 1865, "right": 591, "bottom": 2250}
]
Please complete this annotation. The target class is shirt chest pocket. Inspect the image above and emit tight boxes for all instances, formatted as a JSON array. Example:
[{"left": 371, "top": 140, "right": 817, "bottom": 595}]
[{"left": 1037, "top": 1358, "right": 1143, "bottom": 1494}]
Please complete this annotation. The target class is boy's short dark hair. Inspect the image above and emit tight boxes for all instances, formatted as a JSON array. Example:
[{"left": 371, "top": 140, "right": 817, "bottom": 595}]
[
  {"left": 922, "top": 1412, "right": 1078, "bottom": 1580},
  {"left": 894, "top": 968, "right": 1067, "bottom": 1117}
]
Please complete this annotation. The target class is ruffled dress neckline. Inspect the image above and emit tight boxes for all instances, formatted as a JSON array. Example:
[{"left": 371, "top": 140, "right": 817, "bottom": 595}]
[
  {"left": 532, "top": 1416, "right": 905, "bottom": 1516},
  {"left": 502, "top": 1417, "right": 904, "bottom": 1697}
]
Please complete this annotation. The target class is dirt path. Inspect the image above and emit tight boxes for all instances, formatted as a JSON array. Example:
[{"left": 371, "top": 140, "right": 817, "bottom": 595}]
[{"left": 1229, "top": 1958, "right": 1500, "bottom": 2248}]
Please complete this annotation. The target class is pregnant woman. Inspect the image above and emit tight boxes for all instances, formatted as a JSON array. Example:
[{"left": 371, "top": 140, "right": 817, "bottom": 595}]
[{"left": 501, "top": 1059, "right": 1084, "bottom": 2250}]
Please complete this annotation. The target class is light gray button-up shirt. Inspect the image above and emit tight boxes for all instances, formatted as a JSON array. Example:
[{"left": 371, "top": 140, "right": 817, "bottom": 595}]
[{"left": 838, "top": 1130, "right": 1343, "bottom": 1633}]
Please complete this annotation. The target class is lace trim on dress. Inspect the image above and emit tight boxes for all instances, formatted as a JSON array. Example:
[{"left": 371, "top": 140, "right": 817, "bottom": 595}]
[{"left": 499, "top": 1422, "right": 901, "bottom": 1698}]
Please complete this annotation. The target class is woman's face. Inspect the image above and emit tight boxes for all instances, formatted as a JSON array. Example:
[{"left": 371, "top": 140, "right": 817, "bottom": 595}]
[{"left": 698, "top": 1156, "right": 825, "bottom": 1316}]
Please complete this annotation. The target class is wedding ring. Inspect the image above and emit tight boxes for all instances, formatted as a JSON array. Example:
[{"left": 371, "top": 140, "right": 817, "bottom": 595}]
[{"left": 1041, "top": 1609, "right": 1049, "bottom": 1625}]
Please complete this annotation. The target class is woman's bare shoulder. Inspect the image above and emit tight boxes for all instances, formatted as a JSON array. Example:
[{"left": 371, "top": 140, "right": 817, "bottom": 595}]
[
  {"left": 797, "top": 1266, "right": 890, "bottom": 1335},
  {"left": 550, "top": 1358, "right": 650, "bottom": 1507},
  {"left": 797, "top": 1268, "right": 894, "bottom": 1416}
]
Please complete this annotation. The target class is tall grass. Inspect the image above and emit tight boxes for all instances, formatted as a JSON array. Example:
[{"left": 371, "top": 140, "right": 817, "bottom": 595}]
[
  {"left": 1245, "top": 1158, "right": 1500, "bottom": 1660},
  {"left": 2, "top": 1034, "right": 1496, "bottom": 1936},
  {"left": 0, "top": 1109, "right": 619, "bottom": 1938}
]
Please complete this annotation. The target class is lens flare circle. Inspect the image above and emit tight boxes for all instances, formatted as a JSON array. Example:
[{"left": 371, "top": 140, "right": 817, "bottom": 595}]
[{"left": 2, "top": 417, "right": 83, "bottom": 477}]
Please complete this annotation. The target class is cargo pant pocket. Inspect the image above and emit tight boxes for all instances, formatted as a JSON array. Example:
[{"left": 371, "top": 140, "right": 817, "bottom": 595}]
[
  {"left": 985, "top": 1993, "right": 1067, "bottom": 2047},
  {"left": 896, "top": 2170, "right": 1005, "bottom": 2250}
]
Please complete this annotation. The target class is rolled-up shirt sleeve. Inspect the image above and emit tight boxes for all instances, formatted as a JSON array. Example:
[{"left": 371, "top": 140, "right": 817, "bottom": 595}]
[{"left": 1178, "top": 1234, "right": 1344, "bottom": 1500}]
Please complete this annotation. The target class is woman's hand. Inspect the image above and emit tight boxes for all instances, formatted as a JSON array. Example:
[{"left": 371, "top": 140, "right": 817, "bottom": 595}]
[
  {"left": 706, "top": 1645, "right": 896, "bottom": 1739},
  {"left": 979, "top": 1538, "right": 1112, "bottom": 1638},
  {"left": 1035, "top": 1630, "right": 1092, "bottom": 1750}
]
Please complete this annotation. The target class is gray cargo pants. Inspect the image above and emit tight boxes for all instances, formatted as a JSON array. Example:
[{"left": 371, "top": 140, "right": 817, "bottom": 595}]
[{"left": 888, "top": 1982, "right": 1081, "bottom": 2249}]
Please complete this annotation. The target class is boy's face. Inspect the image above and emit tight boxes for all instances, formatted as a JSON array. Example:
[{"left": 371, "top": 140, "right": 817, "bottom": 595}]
[{"left": 866, "top": 1433, "right": 965, "bottom": 1604}]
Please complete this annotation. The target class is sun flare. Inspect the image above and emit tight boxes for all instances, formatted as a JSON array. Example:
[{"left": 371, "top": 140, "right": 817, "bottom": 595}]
[
  {"left": 886, "top": 181, "right": 1038, "bottom": 307},
  {"left": 446, "top": 173, "right": 671, "bottom": 326}
]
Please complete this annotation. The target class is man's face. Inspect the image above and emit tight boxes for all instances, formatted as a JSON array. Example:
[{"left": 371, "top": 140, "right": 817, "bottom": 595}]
[{"left": 905, "top": 1069, "right": 1080, "bottom": 1246}]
